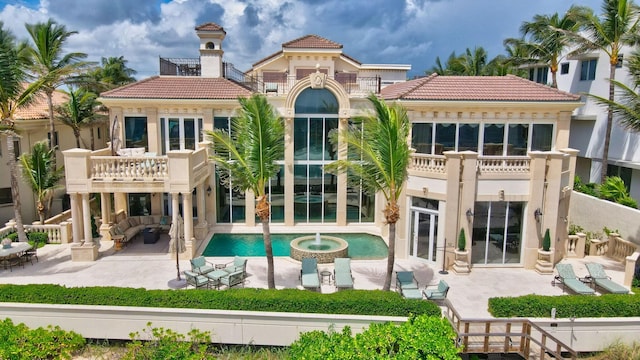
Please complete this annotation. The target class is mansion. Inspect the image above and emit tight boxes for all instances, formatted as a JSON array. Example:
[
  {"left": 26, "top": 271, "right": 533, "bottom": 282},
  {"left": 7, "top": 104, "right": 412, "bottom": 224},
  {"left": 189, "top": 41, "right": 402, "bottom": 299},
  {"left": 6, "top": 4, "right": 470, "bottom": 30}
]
[{"left": 63, "top": 22, "right": 582, "bottom": 272}]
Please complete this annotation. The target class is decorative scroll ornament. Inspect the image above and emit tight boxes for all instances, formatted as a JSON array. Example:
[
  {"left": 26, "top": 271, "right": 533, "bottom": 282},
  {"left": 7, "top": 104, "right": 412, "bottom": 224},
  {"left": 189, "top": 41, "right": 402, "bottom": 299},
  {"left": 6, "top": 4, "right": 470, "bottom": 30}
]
[{"left": 309, "top": 71, "right": 327, "bottom": 89}]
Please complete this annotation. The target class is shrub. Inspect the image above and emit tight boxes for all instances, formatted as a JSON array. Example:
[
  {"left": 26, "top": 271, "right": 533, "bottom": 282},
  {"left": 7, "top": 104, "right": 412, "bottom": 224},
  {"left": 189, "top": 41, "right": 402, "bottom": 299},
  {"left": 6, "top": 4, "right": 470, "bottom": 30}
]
[
  {"left": 488, "top": 293, "right": 640, "bottom": 318},
  {"left": 542, "top": 228, "right": 551, "bottom": 251},
  {"left": 599, "top": 176, "right": 628, "bottom": 202},
  {"left": 457, "top": 228, "right": 466, "bottom": 251},
  {"left": 568, "top": 223, "right": 583, "bottom": 235},
  {"left": 0, "top": 285, "right": 441, "bottom": 317},
  {"left": 5, "top": 231, "right": 48, "bottom": 245},
  {"left": 574, "top": 175, "right": 598, "bottom": 197},
  {"left": 288, "top": 315, "right": 460, "bottom": 359},
  {"left": 0, "top": 318, "right": 85, "bottom": 359},
  {"left": 123, "top": 322, "right": 214, "bottom": 360},
  {"left": 618, "top": 195, "right": 638, "bottom": 209}
]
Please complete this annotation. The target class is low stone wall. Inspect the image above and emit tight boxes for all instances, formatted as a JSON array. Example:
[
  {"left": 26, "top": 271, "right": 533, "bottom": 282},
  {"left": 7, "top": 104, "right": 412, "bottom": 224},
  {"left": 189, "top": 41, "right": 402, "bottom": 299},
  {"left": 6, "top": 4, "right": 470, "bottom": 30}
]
[
  {"left": 0, "top": 303, "right": 405, "bottom": 346},
  {"left": 534, "top": 317, "right": 640, "bottom": 352},
  {"left": 569, "top": 191, "right": 640, "bottom": 244}
]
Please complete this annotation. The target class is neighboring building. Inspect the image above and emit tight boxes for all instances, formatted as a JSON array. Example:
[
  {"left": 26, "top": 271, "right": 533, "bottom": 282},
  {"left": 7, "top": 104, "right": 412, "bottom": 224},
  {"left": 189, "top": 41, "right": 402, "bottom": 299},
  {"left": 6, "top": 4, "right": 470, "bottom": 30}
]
[
  {"left": 64, "top": 23, "right": 582, "bottom": 273},
  {"left": 532, "top": 46, "right": 640, "bottom": 201},
  {"left": 0, "top": 90, "right": 108, "bottom": 226}
]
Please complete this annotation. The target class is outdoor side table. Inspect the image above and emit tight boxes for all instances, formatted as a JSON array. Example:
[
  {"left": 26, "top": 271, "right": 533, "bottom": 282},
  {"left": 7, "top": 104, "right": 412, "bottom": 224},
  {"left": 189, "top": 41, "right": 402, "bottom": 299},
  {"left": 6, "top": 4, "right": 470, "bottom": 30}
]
[
  {"left": 320, "top": 270, "right": 332, "bottom": 285},
  {"left": 112, "top": 235, "right": 125, "bottom": 250}
]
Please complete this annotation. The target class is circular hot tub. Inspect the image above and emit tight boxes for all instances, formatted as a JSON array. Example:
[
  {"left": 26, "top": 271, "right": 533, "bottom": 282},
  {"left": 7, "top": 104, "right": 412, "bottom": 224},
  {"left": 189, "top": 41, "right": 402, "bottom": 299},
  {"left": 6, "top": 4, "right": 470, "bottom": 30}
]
[{"left": 290, "top": 234, "right": 349, "bottom": 263}]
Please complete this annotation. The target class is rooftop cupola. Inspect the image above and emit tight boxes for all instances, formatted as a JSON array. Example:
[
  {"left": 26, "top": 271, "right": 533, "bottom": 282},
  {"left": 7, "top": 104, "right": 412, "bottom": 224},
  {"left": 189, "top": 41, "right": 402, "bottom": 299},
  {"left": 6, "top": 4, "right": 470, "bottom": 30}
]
[{"left": 196, "top": 22, "right": 226, "bottom": 78}]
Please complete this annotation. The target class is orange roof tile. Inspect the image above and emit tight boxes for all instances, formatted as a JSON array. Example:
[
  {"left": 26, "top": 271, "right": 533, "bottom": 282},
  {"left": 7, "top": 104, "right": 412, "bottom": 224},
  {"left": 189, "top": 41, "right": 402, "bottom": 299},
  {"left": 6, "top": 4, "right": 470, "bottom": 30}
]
[
  {"left": 15, "top": 90, "right": 67, "bottom": 120},
  {"left": 101, "top": 76, "right": 253, "bottom": 99},
  {"left": 282, "top": 34, "right": 342, "bottom": 49},
  {"left": 380, "top": 74, "right": 581, "bottom": 102},
  {"left": 195, "top": 22, "right": 225, "bottom": 32}
]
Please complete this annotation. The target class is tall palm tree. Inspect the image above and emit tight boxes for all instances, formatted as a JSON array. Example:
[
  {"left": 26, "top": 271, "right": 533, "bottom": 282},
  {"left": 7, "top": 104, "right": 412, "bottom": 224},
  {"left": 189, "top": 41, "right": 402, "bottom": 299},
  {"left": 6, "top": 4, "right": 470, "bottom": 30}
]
[
  {"left": 568, "top": 0, "right": 640, "bottom": 182},
  {"left": 25, "top": 18, "right": 89, "bottom": 158},
  {"left": 86, "top": 56, "right": 137, "bottom": 94},
  {"left": 326, "top": 94, "right": 411, "bottom": 291},
  {"left": 55, "top": 88, "right": 105, "bottom": 149},
  {"left": 512, "top": 11, "right": 581, "bottom": 88},
  {"left": 205, "top": 94, "right": 284, "bottom": 289},
  {"left": 20, "top": 141, "right": 64, "bottom": 223},
  {"left": 0, "top": 22, "right": 39, "bottom": 242},
  {"left": 453, "top": 47, "right": 488, "bottom": 75}
]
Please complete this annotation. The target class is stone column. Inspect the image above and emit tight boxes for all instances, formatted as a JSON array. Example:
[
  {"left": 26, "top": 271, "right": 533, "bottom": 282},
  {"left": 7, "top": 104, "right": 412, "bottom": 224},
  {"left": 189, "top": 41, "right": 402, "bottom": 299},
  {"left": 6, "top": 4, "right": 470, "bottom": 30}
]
[
  {"left": 70, "top": 193, "right": 82, "bottom": 244},
  {"left": 99, "top": 193, "right": 112, "bottom": 240},
  {"left": 284, "top": 116, "right": 295, "bottom": 226},
  {"left": 171, "top": 193, "right": 180, "bottom": 227},
  {"left": 82, "top": 193, "right": 93, "bottom": 245},
  {"left": 183, "top": 192, "right": 194, "bottom": 257},
  {"left": 194, "top": 182, "right": 208, "bottom": 240}
]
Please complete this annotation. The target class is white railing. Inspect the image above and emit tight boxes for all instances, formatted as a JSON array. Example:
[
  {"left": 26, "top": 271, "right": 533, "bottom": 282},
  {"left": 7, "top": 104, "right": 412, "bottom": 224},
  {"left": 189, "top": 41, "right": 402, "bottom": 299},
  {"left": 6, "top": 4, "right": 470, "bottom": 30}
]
[
  {"left": 409, "top": 154, "right": 447, "bottom": 173},
  {"left": 477, "top": 156, "right": 530, "bottom": 174},
  {"left": 0, "top": 222, "right": 72, "bottom": 244},
  {"left": 91, "top": 156, "right": 169, "bottom": 181}
]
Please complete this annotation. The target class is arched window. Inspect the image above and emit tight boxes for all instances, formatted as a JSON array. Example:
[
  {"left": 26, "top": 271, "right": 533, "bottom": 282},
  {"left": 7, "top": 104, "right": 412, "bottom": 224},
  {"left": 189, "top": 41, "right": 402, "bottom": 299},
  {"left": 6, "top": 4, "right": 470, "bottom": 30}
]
[{"left": 205, "top": 42, "right": 215, "bottom": 50}]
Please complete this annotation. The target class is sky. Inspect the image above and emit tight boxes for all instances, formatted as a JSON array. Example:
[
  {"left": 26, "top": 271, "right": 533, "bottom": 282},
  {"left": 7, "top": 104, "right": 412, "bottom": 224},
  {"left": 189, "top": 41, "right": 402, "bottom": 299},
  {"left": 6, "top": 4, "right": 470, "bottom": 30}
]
[{"left": 0, "top": 0, "right": 604, "bottom": 79}]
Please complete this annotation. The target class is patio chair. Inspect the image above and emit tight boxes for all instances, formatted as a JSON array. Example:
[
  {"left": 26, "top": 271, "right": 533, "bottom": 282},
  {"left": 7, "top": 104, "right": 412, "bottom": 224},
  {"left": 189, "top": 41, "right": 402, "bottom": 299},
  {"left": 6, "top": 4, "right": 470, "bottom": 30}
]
[
  {"left": 190, "top": 256, "right": 215, "bottom": 275},
  {"left": 585, "top": 263, "right": 629, "bottom": 294},
  {"left": 220, "top": 269, "right": 245, "bottom": 288},
  {"left": 395, "top": 271, "right": 422, "bottom": 299},
  {"left": 333, "top": 258, "right": 354, "bottom": 290},
  {"left": 184, "top": 270, "right": 210, "bottom": 289},
  {"left": 553, "top": 264, "right": 595, "bottom": 295},
  {"left": 21, "top": 240, "right": 40, "bottom": 265},
  {"left": 222, "top": 256, "right": 248, "bottom": 278},
  {"left": 423, "top": 280, "right": 450, "bottom": 301},
  {"left": 300, "top": 257, "right": 320, "bottom": 291}
]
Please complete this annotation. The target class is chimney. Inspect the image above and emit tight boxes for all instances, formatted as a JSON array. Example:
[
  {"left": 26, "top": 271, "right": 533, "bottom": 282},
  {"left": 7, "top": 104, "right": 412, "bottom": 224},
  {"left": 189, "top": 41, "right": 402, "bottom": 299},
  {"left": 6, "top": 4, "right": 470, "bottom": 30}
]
[{"left": 195, "top": 23, "right": 226, "bottom": 78}]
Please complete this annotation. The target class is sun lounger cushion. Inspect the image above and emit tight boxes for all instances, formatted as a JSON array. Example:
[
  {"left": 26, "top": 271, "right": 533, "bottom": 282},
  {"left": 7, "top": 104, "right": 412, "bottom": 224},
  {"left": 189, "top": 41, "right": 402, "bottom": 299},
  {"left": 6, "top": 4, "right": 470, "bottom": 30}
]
[
  {"left": 585, "top": 263, "right": 629, "bottom": 294},
  {"left": 555, "top": 264, "right": 595, "bottom": 295},
  {"left": 301, "top": 258, "right": 320, "bottom": 290},
  {"left": 424, "top": 280, "right": 449, "bottom": 300},
  {"left": 401, "top": 288, "right": 423, "bottom": 299},
  {"left": 334, "top": 258, "right": 353, "bottom": 289}
]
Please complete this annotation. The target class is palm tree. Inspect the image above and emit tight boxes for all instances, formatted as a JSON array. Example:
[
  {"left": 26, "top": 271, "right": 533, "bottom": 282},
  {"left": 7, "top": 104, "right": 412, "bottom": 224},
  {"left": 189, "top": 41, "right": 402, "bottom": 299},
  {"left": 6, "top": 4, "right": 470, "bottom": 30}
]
[
  {"left": 512, "top": 11, "right": 581, "bottom": 88},
  {"left": 86, "top": 56, "right": 137, "bottom": 94},
  {"left": 55, "top": 88, "right": 104, "bottom": 149},
  {"left": 20, "top": 141, "right": 64, "bottom": 223},
  {"left": 205, "top": 94, "right": 284, "bottom": 289},
  {"left": 568, "top": 0, "right": 640, "bottom": 182},
  {"left": 326, "top": 94, "right": 411, "bottom": 291},
  {"left": 25, "top": 18, "right": 89, "bottom": 157},
  {"left": 0, "top": 22, "right": 39, "bottom": 242},
  {"left": 453, "top": 47, "right": 488, "bottom": 75}
]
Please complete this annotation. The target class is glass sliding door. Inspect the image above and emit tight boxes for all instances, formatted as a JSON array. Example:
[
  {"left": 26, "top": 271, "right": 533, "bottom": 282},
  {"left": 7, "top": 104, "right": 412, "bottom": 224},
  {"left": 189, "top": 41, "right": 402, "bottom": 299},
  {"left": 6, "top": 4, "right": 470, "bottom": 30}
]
[
  {"left": 472, "top": 201, "right": 523, "bottom": 265},
  {"left": 161, "top": 117, "right": 203, "bottom": 153},
  {"left": 409, "top": 198, "right": 439, "bottom": 262}
]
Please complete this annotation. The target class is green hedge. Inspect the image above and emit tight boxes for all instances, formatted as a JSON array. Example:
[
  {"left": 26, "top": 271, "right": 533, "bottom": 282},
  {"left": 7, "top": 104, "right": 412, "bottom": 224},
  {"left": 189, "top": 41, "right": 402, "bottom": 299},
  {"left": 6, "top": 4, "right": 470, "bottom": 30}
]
[
  {"left": 5, "top": 231, "right": 48, "bottom": 245},
  {"left": 0, "top": 318, "right": 85, "bottom": 359},
  {"left": 0, "top": 285, "right": 441, "bottom": 317},
  {"left": 489, "top": 294, "right": 640, "bottom": 318}
]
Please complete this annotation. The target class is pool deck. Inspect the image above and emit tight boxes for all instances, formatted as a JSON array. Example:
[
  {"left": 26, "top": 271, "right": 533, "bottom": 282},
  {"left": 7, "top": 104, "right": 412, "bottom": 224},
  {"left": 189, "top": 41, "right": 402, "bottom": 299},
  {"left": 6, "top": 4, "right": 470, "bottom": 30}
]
[{"left": 0, "top": 234, "right": 629, "bottom": 319}]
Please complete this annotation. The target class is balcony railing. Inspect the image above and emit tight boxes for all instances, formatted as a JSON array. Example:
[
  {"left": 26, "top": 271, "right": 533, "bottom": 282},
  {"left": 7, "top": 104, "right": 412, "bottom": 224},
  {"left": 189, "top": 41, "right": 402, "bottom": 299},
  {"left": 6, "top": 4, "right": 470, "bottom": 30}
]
[
  {"left": 477, "top": 156, "right": 530, "bottom": 174},
  {"left": 91, "top": 156, "right": 169, "bottom": 181},
  {"left": 410, "top": 154, "right": 447, "bottom": 174}
]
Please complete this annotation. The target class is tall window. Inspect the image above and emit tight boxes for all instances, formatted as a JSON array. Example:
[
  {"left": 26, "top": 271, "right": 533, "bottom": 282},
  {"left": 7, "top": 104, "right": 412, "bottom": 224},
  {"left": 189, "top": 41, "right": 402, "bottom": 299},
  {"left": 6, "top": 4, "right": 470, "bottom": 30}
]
[
  {"left": 213, "top": 116, "right": 246, "bottom": 223},
  {"left": 458, "top": 123, "right": 479, "bottom": 152},
  {"left": 128, "top": 193, "right": 151, "bottom": 216},
  {"left": 507, "top": 124, "right": 529, "bottom": 155},
  {"left": 471, "top": 201, "right": 523, "bottom": 265},
  {"left": 160, "top": 117, "right": 202, "bottom": 153},
  {"left": 411, "top": 123, "right": 433, "bottom": 154},
  {"left": 294, "top": 88, "right": 338, "bottom": 223},
  {"left": 483, "top": 124, "right": 504, "bottom": 155},
  {"left": 528, "top": 67, "right": 548, "bottom": 84},
  {"left": 580, "top": 59, "right": 597, "bottom": 81},
  {"left": 124, "top": 117, "right": 148, "bottom": 149},
  {"left": 531, "top": 124, "right": 553, "bottom": 151},
  {"left": 0, "top": 187, "right": 12, "bottom": 205}
]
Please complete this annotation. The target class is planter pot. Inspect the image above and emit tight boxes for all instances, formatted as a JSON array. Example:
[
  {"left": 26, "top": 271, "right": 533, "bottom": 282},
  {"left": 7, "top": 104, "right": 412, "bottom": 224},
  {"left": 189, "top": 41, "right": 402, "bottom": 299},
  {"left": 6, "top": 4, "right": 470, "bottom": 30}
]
[{"left": 453, "top": 249, "right": 470, "bottom": 274}]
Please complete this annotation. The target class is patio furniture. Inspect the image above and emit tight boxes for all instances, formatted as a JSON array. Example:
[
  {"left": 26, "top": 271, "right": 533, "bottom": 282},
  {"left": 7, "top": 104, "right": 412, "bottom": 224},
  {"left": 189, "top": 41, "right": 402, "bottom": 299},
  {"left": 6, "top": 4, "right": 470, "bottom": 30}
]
[
  {"left": 205, "top": 270, "right": 229, "bottom": 290},
  {"left": 190, "top": 256, "right": 215, "bottom": 275},
  {"left": 585, "top": 263, "right": 629, "bottom": 294},
  {"left": 184, "top": 270, "right": 210, "bottom": 289},
  {"left": 424, "top": 280, "right": 450, "bottom": 301},
  {"left": 1, "top": 242, "right": 32, "bottom": 271},
  {"left": 221, "top": 256, "right": 248, "bottom": 278},
  {"left": 396, "top": 271, "right": 422, "bottom": 299},
  {"left": 220, "top": 270, "right": 245, "bottom": 288},
  {"left": 333, "top": 258, "right": 354, "bottom": 290},
  {"left": 300, "top": 257, "right": 320, "bottom": 291},
  {"left": 143, "top": 227, "right": 160, "bottom": 244},
  {"left": 553, "top": 264, "right": 595, "bottom": 295}
]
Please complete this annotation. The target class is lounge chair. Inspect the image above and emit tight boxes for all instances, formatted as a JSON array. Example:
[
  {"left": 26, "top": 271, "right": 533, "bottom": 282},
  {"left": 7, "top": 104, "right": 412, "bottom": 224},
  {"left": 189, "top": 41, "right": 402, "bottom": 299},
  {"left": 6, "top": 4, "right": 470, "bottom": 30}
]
[
  {"left": 184, "top": 270, "right": 210, "bottom": 289},
  {"left": 190, "top": 256, "right": 215, "bottom": 275},
  {"left": 424, "top": 280, "right": 450, "bottom": 301},
  {"left": 553, "top": 264, "right": 595, "bottom": 295},
  {"left": 333, "top": 258, "right": 354, "bottom": 290},
  {"left": 585, "top": 263, "right": 629, "bottom": 294},
  {"left": 396, "top": 271, "right": 422, "bottom": 299},
  {"left": 220, "top": 269, "right": 245, "bottom": 288},
  {"left": 300, "top": 258, "right": 320, "bottom": 291}
]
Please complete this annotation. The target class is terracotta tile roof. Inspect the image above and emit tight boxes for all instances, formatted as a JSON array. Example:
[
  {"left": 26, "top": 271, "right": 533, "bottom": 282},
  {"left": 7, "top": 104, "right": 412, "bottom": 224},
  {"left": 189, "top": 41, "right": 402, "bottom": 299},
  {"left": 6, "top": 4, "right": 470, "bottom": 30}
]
[
  {"left": 15, "top": 90, "right": 67, "bottom": 120},
  {"left": 195, "top": 22, "right": 225, "bottom": 32},
  {"left": 101, "top": 76, "right": 253, "bottom": 99},
  {"left": 380, "top": 74, "right": 581, "bottom": 102},
  {"left": 282, "top": 34, "right": 342, "bottom": 49}
]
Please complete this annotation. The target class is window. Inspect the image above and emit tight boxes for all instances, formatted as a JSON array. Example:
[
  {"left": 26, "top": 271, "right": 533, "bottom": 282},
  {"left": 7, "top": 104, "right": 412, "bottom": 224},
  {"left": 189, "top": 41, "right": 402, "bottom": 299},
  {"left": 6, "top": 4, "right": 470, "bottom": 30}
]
[
  {"left": 458, "top": 123, "right": 479, "bottom": 152},
  {"left": 160, "top": 116, "right": 203, "bottom": 153},
  {"left": 483, "top": 124, "right": 505, "bottom": 155},
  {"left": 607, "top": 164, "right": 632, "bottom": 191},
  {"left": 0, "top": 187, "right": 12, "bottom": 205},
  {"left": 0, "top": 139, "right": 2, "bottom": 157},
  {"left": 13, "top": 139, "right": 20, "bottom": 160},
  {"left": 531, "top": 124, "right": 553, "bottom": 151},
  {"left": 507, "top": 124, "right": 528, "bottom": 155},
  {"left": 411, "top": 123, "right": 433, "bottom": 154},
  {"left": 560, "top": 63, "right": 569, "bottom": 74},
  {"left": 124, "top": 117, "right": 148, "bottom": 149},
  {"left": 435, "top": 123, "right": 456, "bottom": 154},
  {"left": 128, "top": 193, "right": 151, "bottom": 216},
  {"left": 580, "top": 59, "right": 597, "bottom": 80},
  {"left": 97, "top": 127, "right": 101, "bottom": 139},
  {"left": 529, "top": 67, "right": 548, "bottom": 84}
]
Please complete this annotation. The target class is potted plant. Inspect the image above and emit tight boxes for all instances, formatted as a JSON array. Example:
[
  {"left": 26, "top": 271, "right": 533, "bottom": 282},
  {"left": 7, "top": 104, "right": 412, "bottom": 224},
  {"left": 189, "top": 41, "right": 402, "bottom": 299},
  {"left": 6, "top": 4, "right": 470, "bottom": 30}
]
[
  {"left": 453, "top": 228, "right": 470, "bottom": 274},
  {"left": 457, "top": 228, "right": 466, "bottom": 251},
  {"left": 542, "top": 228, "right": 551, "bottom": 251}
]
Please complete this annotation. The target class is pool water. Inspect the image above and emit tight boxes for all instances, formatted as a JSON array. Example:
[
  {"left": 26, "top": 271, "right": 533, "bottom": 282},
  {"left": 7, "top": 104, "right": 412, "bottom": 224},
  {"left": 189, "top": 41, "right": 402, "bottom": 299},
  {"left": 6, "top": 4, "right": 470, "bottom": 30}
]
[{"left": 202, "top": 233, "right": 388, "bottom": 259}]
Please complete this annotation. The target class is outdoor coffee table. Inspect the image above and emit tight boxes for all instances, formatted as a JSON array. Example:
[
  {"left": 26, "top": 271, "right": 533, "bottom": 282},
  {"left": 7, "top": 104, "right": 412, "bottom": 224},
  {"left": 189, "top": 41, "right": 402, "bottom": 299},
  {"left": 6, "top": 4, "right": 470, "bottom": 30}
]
[
  {"left": 143, "top": 227, "right": 160, "bottom": 244},
  {"left": 320, "top": 270, "right": 332, "bottom": 285},
  {"left": 206, "top": 270, "right": 229, "bottom": 289}
]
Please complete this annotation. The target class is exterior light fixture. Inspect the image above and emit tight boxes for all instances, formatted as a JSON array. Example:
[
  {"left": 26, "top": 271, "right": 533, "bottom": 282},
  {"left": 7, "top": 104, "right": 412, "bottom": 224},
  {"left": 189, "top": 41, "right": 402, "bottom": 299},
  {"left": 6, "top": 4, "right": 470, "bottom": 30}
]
[
  {"left": 465, "top": 208, "right": 474, "bottom": 221},
  {"left": 534, "top": 208, "right": 543, "bottom": 222},
  {"left": 206, "top": 185, "right": 212, "bottom": 197}
]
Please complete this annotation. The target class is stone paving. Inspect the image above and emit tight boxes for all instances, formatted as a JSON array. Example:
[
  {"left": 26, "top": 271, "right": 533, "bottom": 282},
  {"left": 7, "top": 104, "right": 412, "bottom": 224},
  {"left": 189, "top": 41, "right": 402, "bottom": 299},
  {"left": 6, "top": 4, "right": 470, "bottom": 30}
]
[{"left": 0, "top": 234, "right": 628, "bottom": 319}]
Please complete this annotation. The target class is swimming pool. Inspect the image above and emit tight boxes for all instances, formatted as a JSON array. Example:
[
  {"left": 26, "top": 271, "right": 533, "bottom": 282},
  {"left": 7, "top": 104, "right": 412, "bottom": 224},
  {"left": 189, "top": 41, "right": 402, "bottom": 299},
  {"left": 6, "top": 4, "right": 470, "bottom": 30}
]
[{"left": 202, "top": 233, "right": 388, "bottom": 259}]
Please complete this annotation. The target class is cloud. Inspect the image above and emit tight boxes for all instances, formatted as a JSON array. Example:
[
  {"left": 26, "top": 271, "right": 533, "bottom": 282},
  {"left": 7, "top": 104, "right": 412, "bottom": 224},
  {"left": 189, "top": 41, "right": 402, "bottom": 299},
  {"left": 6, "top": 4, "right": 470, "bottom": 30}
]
[{"left": 47, "top": 0, "right": 161, "bottom": 29}]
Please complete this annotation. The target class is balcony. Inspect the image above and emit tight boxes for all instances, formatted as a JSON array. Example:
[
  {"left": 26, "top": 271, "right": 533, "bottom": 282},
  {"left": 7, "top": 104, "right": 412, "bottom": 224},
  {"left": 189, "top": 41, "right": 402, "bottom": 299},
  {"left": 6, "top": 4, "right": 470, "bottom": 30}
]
[
  {"left": 63, "top": 145, "right": 211, "bottom": 195},
  {"left": 409, "top": 154, "right": 531, "bottom": 178}
]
